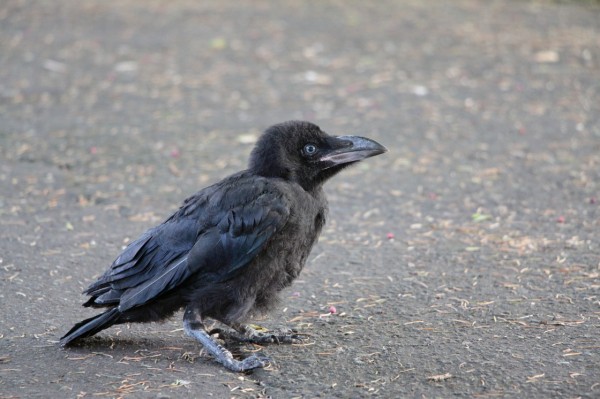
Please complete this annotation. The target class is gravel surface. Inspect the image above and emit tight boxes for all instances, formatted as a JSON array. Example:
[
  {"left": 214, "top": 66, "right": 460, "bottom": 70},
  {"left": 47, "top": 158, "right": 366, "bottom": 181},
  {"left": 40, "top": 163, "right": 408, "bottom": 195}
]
[{"left": 1, "top": 1, "right": 599, "bottom": 398}]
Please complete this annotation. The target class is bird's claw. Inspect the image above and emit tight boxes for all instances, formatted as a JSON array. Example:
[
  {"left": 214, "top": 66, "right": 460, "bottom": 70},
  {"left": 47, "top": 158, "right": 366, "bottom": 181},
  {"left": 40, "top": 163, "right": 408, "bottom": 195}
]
[
  {"left": 265, "top": 328, "right": 306, "bottom": 344},
  {"left": 228, "top": 354, "right": 271, "bottom": 372},
  {"left": 242, "top": 354, "right": 271, "bottom": 370}
]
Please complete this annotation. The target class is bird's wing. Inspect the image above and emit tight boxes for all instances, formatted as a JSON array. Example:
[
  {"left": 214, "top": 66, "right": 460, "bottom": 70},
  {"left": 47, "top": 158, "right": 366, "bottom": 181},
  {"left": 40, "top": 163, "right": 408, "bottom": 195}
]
[
  {"left": 108, "top": 189, "right": 290, "bottom": 312},
  {"left": 82, "top": 218, "right": 199, "bottom": 310},
  {"left": 190, "top": 191, "right": 291, "bottom": 282}
]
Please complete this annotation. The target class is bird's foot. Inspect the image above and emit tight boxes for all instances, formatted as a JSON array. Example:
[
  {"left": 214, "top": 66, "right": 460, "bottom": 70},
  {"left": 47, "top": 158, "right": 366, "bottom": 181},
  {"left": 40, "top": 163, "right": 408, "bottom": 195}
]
[
  {"left": 243, "top": 326, "right": 305, "bottom": 344},
  {"left": 224, "top": 353, "right": 271, "bottom": 372},
  {"left": 210, "top": 324, "right": 305, "bottom": 344}
]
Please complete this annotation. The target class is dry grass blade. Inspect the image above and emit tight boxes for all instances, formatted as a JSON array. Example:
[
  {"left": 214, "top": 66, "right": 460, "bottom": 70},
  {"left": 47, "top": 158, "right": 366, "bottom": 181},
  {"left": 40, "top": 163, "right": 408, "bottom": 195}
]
[{"left": 427, "top": 373, "right": 453, "bottom": 382}]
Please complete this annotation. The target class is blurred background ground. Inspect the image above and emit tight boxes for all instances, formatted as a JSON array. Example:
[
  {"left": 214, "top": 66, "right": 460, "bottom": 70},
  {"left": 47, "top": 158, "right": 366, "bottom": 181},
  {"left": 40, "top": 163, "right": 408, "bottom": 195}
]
[{"left": 1, "top": 0, "right": 599, "bottom": 397}]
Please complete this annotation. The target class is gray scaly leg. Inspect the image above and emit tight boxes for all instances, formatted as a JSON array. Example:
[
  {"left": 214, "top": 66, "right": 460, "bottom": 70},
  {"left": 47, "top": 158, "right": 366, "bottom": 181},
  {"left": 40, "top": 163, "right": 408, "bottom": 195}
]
[{"left": 183, "top": 308, "right": 270, "bottom": 372}]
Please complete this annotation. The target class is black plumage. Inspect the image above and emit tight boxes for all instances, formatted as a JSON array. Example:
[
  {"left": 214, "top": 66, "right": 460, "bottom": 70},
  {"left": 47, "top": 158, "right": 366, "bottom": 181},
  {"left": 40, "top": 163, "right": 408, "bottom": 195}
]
[{"left": 60, "top": 121, "right": 386, "bottom": 371}]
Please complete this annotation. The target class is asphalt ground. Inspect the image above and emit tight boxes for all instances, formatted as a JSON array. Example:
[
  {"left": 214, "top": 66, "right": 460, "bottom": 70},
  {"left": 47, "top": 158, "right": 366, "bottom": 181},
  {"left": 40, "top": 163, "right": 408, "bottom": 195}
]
[{"left": 1, "top": 1, "right": 599, "bottom": 398}]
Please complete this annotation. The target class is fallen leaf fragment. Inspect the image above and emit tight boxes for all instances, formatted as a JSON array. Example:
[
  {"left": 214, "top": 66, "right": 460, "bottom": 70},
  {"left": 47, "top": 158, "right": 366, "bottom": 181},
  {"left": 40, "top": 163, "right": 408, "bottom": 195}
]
[
  {"left": 534, "top": 50, "right": 559, "bottom": 63},
  {"left": 472, "top": 213, "right": 491, "bottom": 222}
]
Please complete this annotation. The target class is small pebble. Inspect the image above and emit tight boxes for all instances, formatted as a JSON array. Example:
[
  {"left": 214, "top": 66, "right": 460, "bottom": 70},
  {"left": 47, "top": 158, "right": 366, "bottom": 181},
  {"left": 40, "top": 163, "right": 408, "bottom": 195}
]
[{"left": 328, "top": 305, "right": 337, "bottom": 314}]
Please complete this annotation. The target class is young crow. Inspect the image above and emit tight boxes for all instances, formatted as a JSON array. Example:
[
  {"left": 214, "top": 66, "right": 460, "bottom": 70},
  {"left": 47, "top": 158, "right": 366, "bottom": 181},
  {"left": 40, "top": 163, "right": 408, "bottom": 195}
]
[{"left": 60, "top": 121, "right": 386, "bottom": 372}]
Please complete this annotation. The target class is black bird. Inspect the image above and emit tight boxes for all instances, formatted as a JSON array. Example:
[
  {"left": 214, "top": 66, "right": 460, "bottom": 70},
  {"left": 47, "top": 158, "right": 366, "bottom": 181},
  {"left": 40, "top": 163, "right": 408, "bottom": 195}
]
[{"left": 60, "top": 121, "right": 386, "bottom": 372}]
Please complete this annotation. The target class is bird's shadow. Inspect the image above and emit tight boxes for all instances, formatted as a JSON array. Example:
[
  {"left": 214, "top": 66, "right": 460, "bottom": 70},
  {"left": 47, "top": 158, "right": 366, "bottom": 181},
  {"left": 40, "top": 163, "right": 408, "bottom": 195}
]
[
  {"left": 60, "top": 334, "right": 264, "bottom": 364},
  {"left": 60, "top": 335, "right": 173, "bottom": 351}
]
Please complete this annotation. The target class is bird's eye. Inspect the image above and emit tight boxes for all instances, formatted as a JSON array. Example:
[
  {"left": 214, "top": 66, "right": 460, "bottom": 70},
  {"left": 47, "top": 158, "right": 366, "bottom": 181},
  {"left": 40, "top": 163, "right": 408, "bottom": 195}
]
[{"left": 303, "top": 143, "right": 318, "bottom": 156}]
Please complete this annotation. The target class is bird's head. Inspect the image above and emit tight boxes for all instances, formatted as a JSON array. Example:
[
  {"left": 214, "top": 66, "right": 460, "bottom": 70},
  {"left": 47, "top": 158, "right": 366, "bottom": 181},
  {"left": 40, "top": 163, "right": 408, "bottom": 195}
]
[{"left": 249, "top": 121, "right": 387, "bottom": 191}]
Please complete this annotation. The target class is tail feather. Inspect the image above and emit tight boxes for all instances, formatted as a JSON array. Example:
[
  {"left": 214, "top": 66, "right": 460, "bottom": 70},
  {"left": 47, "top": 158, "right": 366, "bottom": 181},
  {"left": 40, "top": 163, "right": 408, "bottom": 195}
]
[{"left": 60, "top": 308, "right": 121, "bottom": 346}]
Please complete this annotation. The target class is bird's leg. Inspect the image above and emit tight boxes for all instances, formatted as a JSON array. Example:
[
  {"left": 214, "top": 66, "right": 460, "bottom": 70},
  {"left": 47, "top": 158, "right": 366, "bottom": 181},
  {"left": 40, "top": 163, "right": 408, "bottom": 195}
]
[
  {"left": 183, "top": 307, "right": 270, "bottom": 372},
  {"left": 210, "top": 323, "right": 304, "bottom": 344}
]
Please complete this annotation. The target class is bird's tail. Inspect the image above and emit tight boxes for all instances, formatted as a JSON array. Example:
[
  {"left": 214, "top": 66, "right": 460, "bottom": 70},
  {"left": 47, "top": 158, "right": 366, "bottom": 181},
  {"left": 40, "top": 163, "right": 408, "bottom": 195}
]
[{"left": 60, "top": 307, "right": 121, "bottom": 346}]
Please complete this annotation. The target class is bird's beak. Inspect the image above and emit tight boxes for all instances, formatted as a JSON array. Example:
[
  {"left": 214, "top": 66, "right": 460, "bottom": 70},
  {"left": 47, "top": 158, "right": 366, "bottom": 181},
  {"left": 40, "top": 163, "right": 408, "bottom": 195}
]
[{"left": 319, "top": 135, "right": 387, "bottom": 166}]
